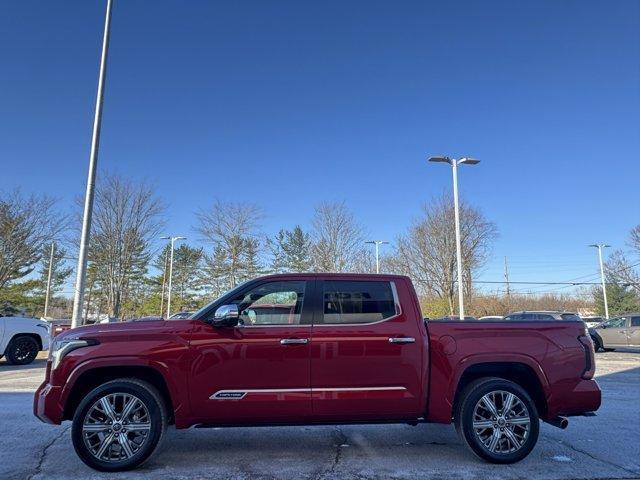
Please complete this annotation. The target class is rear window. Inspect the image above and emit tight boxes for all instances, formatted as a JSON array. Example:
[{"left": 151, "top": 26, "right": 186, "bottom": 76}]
[
  {"left": 322, "top": 280, "right": 397, "bottom": 324},
  {"left": 560, "top": 313, "right": 581, "bottom": 322}
]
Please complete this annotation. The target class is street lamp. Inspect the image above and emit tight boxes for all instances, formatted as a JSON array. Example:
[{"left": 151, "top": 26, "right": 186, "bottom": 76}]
[
  {"left": 365, "top": 240, "right": 389, "bottom": 274},
  {"left": 589, "top": 244, "right": 611, "bottom": 319},
  {"left": 71, "top": 0, "right": 114, "bottom": 329},
  {"left": 161, "top": 236, "right": 186, "bottom": 318},
  {"left": 428, "top": 156, "right": 480, "bottom": 320}
]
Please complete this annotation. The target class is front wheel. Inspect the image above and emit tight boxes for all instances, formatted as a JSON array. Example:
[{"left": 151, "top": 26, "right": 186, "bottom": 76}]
[
  {"left": 5, "top": 335, "right": 39, "bottom": 365},
  {"left": 71, "top": 379, "right": 167, "bottom": 471},
  {"left": 455, "top": 377, "right": 539, "bottom": 464}
]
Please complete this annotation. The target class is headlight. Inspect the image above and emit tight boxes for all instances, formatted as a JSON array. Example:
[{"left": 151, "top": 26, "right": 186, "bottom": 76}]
[{"left": 50, "top": 339, "right": 97, "bottom": 370}]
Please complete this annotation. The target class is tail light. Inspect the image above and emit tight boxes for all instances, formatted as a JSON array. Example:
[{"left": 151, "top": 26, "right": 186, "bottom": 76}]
[{"left": 578, "top": 335, "right": 596, "bottom": 379}]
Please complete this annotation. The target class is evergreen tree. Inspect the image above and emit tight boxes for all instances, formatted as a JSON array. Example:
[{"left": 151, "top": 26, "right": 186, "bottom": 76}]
[{"left": 282, "top": 226, "right": 313, "bottom": 272}]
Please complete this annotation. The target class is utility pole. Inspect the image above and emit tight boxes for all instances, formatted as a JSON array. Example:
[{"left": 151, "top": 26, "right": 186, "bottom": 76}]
[
  {"left": 43, "top": 243, "right": 55, "bottom": 318},
  {"left": 71, "top": 0, "right": 114, "bottom": 329},
  {"left": 503, "top": 256, "right": 511, "bottom": 297},
  {"left": 589, "top": 244, "right": 610, "bottom": 319},
  {"left": 428, "top": 156, "right": 480, "bottom": 320},
  {"left": 503, "top": 256, "right": 511, "bottom": 312},
  {"left": 365, "top": 240, "right": 389, "bottom": 274}
]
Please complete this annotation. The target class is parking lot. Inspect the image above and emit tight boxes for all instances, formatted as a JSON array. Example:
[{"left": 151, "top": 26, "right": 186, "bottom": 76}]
[{"left": 1, "top": 351, "right": 638, "bottom": 480}]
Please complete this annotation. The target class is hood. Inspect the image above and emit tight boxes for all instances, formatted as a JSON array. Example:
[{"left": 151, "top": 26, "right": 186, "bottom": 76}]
[{"left": 56, "top": 319, "right": 171, "bottom": 341}]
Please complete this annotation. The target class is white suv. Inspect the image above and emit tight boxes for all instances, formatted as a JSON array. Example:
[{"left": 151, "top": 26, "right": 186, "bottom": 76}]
[{"left": 0, "top": 316, "right": 50, "bottom": 365}]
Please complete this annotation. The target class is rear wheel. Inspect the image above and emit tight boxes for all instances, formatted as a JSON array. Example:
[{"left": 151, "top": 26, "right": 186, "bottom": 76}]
[
  {"left": 455, "top": 377, "right": 539, "bottom": 464},
  {"left": 5, "top": 335, "right": 39, "bottom": 365},
  {"left": 590, "top": 335, "right": 603, "bottom": 352},
  {"left": 71, "top": 379, "right": 167, "bottom": 471}
]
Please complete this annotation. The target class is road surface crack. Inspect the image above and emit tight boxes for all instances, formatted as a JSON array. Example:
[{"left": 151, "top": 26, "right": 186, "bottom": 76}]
[
  {"left": 27, "top": 425, "right": 70, "bottom": 480},
  {"left": 316, "top": 427, "right": 348, "bottom": 480},
  {"left": 553, "top": 437, "right": 640, "bottom": 476}
]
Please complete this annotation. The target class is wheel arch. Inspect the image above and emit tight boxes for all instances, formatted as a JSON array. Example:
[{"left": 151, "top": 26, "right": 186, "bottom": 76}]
[
  {"left": 62, "top": 364, "right": 177, "bottom": 425},
  {"left": 452, "top": 360, "right": 549, "bottom": 419},
  {"left": 8, "top": 333, "right": 42, "bottom": 351}
]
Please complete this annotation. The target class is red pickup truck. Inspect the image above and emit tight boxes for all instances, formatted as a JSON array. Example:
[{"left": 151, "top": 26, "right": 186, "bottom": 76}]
[{"left": 34, "top": 273, "right": 600, "bottom": 471}]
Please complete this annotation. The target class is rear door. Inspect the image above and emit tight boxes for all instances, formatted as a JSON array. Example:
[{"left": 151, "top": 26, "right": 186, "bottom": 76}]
[
  {"left": 627, "top": 316, "right": 640, "bottom": 347},
  {"left": 309, "top": 278, "right": 425, "bottom": 421}
]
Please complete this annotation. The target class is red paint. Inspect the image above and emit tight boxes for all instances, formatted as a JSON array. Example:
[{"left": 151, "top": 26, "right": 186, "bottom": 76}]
[{"left": 34, "top": 273, "right": 600, "bottom": 429}]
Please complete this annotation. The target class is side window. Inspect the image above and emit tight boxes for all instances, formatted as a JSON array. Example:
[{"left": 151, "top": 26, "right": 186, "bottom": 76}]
[
  {"left": 538, "top": 314, "right": 556, "bottom": 321},
  {"left": 521, "top": 313, "right": 537, "bottom": 321},
  {"left": 631, "top": 317, "right": 640, "bottom": 327},
  {"left": 228, "top": 281, "right": 306, "bottom": 326},
  {"left": 322, "top": 280, "right": 397, "bottom": 324},
  {"left": 605, "top": 317, "right": 627, "bottom": 328},
  {"left": 560, "top": 313, "right": 581, "bottom": 322}
]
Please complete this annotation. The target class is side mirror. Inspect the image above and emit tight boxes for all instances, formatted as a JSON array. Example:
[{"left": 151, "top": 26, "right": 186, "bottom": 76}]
[{"left": 211, "top": 304, "right": 240, "bottom": 327}]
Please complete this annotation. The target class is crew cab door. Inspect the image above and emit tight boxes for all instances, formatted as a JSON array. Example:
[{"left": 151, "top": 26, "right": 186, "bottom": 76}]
[
  {"left": 188, "top": 278, "right": 314, "bottom": 424},
  {"left": 309, "top": 278, "right": 426, "bottom": 421}
]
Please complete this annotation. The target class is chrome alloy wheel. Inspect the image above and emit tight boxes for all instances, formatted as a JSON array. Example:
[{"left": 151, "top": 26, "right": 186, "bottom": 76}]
[
  {"left": 472, "top": 390, "right": 531, "bottom": 454},
  {"left": 82, "top": 393, "right": 151, "bottom": 462}
]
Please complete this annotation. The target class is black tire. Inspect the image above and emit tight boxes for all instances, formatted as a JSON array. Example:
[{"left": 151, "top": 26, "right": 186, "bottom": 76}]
[
  {"left": 590, "top": 335, "right": 603, "bottom": 352},
  {"left": 454, "top": 377, "right": 539, "bottom": 464},
  {"left": 5, "top": 335, "right": 39, "bottom": 365},
  {"left": 71, "top": 378, "right": 167, "bottom": 472}
]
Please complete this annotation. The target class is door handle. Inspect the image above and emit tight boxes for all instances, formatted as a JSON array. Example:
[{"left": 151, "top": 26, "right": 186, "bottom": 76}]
[
  {"left": 388, "top": 337, "right": 416, "bottom": 344},
  {"left": 280, "top": 338, "right": 309, "bottom": 345}
]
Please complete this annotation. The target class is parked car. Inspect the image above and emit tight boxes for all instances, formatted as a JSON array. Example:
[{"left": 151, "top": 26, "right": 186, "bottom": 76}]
[
  {"left": 503, "top": 311, "right": 582, "bottom": 322},
  {"left": 589, "top": 314, "right": 640, "bottom": 351},
  {"left": 34, "top": 273, "right": 600, "bottom": 471},
  {"left": 0, "top": 316, "right": 50, "bottom": 365},
  {"left": 479, "top": 315, "right": 504, "bottom": 321}
]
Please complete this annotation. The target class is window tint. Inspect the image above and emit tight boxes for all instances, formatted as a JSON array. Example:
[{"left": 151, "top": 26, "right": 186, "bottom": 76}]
[
  {"left": 631, "top": 317, "right": 640, "bottom": 327},
  {"left": 560, "top": 313, "right": 581, "bottom": 322},
  {"left": 229, "top": 281, "right": 306, "bottom": 325},
  {"left": 322, "top": 281, "right": 397, "bottom": 324}
]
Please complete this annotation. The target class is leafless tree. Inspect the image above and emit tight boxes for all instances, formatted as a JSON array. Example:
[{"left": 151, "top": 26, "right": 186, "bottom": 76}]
[
  {"left": 86, "top": 174, "right": 164, "bottom": 319},
  {"left": 311, "top": 201, "right": 366, "bottom": 272},
  {"left": 605, "top": 249, "right": 640, "bottom": 295},
  {"left": 195, "top": 200, "right": 263, "bottom": 289},
  {"left": 0, "top": 190, "right": 66, "bottom": 289},
  {"left": 630, "top": 224, "right": 640, "bottom": 257},
  {"left": 391, "top": 194, "right": 497, "bottom": 315}
]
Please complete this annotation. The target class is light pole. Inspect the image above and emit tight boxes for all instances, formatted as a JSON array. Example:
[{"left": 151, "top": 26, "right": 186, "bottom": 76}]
[
  {"left": 44, "top": 242, "right": 55, "bottom": 318},
  {"left": 365, "top": 240, "right": 389, "bottom": 274},
  {"left": 71, "top": 0, "right": 114, "bottom": 329},
  {"left": 429, "top": 156, "right": 480, "bottom": 320},
  {"left": 161, "top": 236, "right": 186, "bottom": 318},
  {"left": 589, "top": 244, "right": 610, "bottom": 319}
]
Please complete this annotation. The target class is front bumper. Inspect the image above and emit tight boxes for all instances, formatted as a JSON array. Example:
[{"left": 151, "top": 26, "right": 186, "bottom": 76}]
[
  {"left": 546, "top": 379, "right": 602, "bottom": 418},
  {"left": 33, "top": 381, "right": 64, "bottom": 424}
]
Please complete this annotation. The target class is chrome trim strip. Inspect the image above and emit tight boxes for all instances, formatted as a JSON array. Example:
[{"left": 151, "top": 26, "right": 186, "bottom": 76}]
[{"left": 210, "top": 386, "right": 407, "bottom": 399}]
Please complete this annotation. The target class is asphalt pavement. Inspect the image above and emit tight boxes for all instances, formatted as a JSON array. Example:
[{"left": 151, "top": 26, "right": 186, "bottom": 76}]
[{"left": 1, "top": 351, "right": 639, "bottom": 480}]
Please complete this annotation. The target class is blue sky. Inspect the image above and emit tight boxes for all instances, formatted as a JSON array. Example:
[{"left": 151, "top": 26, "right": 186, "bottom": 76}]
[{"left": 1, "top": 0, "right": 639, "bottom": 295}]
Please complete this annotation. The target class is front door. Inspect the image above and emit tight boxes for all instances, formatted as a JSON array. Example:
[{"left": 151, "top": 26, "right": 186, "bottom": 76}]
[
  {"left": 189, "top": 278, "right": 313, "bottom": 424},
  {"left": 310, "top": 277, "right": 425, "bottom": 421},
  {"left": 598, "top": 316, "right": 629, "bottom": 347}
]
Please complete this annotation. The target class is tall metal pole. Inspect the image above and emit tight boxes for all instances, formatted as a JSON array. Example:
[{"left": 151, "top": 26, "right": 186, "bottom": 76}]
[
  {"left": 366, "top": 240, "right": 389, "bottom": 274},
  {"left": 166, "top": 238, "right": 176, "bottom": 319},
  {"left": 591, "top": 244, "right": 610, "bottom": 319},
  {"left": 451, "top": 160, "right": 465, "bottom": 320},
  {"left": 43, "top": 243, "right": 55, "bottom": 318},
  {"left": 162, "top": 236, "right": 185, "bottom": 318},
  {"left": 71, "top": 0, "right": 114, "bottom": 329},
  {"left": 159, "top": 248, "right": 169, "bottom": 317}
]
